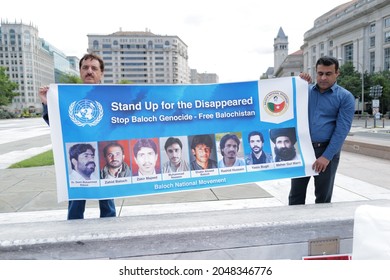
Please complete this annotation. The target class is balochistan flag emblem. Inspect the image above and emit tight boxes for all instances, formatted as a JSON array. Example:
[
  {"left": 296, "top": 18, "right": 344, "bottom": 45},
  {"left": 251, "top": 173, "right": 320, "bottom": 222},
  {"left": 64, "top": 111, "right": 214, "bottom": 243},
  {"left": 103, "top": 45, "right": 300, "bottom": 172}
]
[
  {"left": 267, "top": 98, "right": 286, "bottom": 113},
  {"left": 263, "top": 90, "right": 289, "bottom": 116}
]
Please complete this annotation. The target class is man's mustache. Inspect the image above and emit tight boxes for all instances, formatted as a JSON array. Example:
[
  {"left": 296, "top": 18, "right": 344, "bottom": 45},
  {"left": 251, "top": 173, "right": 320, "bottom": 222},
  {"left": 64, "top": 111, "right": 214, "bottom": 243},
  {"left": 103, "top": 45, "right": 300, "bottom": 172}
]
[{"left": 86, "top": 161, "right": 96, "bottom": 167}]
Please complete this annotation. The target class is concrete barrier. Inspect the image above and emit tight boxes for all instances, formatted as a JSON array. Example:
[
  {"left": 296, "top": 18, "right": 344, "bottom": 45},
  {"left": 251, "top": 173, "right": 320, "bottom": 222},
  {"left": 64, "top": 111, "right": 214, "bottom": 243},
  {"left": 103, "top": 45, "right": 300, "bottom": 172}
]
[
  {"left": 343, "top": 139, "right": 390, "bottom": 160},
  {"left": 1, "top": 199, "right": 390, "bottom": 260}
]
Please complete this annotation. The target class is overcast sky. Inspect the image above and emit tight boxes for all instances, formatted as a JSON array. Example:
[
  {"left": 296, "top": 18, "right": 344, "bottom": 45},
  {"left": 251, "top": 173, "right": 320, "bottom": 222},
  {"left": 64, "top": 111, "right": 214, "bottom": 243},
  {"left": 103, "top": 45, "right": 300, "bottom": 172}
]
[{"left": 2, "top": 0, "right": 350, "bottom": 82}]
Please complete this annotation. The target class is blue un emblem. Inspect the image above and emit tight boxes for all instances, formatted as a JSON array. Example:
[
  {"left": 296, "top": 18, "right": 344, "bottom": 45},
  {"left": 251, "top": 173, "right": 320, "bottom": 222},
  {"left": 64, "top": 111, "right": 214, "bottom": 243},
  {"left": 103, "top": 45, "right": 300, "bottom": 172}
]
[{"left": 68, "top": 99, "right": 103, "bottom": 127}]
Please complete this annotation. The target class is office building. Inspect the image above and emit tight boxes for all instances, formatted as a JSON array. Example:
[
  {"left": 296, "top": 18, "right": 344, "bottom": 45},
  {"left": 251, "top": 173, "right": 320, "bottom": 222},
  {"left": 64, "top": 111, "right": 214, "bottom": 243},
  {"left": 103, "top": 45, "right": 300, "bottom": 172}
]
[
  {"left": 0, "top": 20, "right": 79, "bottom": 114},
  {"left": 87, "top": 30, "right": 190, "bottom": 84},
  {"left": 265, "top": 0, "right": 390, "bottom": 81},
  {"left": 302, "top": 0, "right": 390, "bottom": 76},
  {"left": 0, "top": 21, "right": 53, "bottom": 114},
  {"left": 40, "top": 41, "right": 79, "bottom": 82}
]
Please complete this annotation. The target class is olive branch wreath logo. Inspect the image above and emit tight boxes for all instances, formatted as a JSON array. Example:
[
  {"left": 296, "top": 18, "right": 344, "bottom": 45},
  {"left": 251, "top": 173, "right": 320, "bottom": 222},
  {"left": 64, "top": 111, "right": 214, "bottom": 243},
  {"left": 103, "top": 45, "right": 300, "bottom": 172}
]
[{"left": 68, "top": 100, "right": 104, "bottom": 127}]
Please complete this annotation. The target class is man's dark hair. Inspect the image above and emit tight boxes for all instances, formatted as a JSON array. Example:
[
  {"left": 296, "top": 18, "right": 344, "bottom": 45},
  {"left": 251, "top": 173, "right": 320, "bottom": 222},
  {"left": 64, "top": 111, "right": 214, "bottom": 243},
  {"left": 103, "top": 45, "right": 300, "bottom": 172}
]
[
  {"left": 316, "top": 56, "right": 339, "bottom": 72},
  {"left": 79, "top": 53, "right": 104, "bottom": 72},
  {"left": 191, "top": 134, "right": 214, "bottom": 150},
  {"left": 164, "top": 137, "right": 183, "bottom": 151},
  {"left": 69, "top": 143, "right": 95, "bottom": 169},
  {"left": 247, "top": 131, "right": 264, "bottom": 143},
  {"left": 219, "top": 134, "right": 240, "bottom": 156},
  {"left": 103, "top": 142, "right": 124, "bottom": 157},
  {"left": 133, "top": 138, "right": 158, "bottom": 157}
]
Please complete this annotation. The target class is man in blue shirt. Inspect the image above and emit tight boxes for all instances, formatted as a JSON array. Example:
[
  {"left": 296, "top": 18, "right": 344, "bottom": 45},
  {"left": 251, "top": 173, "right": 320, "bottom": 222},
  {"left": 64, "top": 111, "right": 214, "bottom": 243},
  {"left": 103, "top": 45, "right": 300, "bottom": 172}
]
[
  {"left": 38, "top": 53, "right": 116, "bottom": 219},
  {"left": 289, "top": 56, "right": 355, "bottom": 205}
]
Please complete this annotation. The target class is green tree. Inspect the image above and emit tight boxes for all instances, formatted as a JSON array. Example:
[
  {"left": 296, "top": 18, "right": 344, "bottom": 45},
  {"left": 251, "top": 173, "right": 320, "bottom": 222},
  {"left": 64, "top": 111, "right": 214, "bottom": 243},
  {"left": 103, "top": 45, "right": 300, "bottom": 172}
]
[
  {"left": 337, "top": 63, "right": 390, "bottom": 115},
  {"left": 0, "top": 67, "right": 18, "bottom": 106},
  {"left": 337, "top": 62, "right": 365, "bottom": 99},
  {"left": 367, "top": 70, "right": 390, "bottom": 114},
  {"left": 118, "top": 79, "right": 133, "bottom": 84},
  {"left": 59, "top": 73, "right": 82, "bottom": 84}
]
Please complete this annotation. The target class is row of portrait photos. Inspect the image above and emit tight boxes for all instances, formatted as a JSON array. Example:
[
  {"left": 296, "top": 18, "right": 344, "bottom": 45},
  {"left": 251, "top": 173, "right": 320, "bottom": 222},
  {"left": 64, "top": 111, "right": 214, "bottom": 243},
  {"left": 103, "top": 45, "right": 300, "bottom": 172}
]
[{"left": 66, "top": 127, "right": 303, "bottom": 187}]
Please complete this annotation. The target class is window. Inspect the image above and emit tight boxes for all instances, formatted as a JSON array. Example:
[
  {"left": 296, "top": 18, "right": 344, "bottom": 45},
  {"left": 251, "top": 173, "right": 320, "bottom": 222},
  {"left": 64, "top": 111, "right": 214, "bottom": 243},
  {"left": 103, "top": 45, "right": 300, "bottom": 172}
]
[
  {"left": 344, "top": 44, "right": 353, "bottom": 62},
  {"left": 312, "top": 55, "right": 316, "bottom": 67},
  {"left": 385, "top": 31, "right": 390, "bottom": 43},
  {"left": 329, "top": 40, "right": 333, "bottom": 47},
  {"left": 370, "top": 36, "right": 375, "bottom": 47},
  {"left": 385, "top": 48, "right": 390, "bottom": 71},
  {"left": 385, "top": 17, "right": 390, "bottom": 28},
  {"left": 369, "top": 52, "right": 375, "bottom": 73},
  {"left": 93, "top": 40, "right": 99, "bottom": 49},
  {"left": 10, "top": 29, "right": 16, "bottom": 45},
  {"left": 370, "top": 23, "right": 375, "bottom": 33}
]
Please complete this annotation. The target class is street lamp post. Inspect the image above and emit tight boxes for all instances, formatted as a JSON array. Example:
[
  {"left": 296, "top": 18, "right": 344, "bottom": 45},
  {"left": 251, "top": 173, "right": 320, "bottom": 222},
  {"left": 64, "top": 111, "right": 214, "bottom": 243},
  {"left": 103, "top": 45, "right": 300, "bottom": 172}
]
[{"left": 358, "top": 62, "right": 364, "bottom": 119}]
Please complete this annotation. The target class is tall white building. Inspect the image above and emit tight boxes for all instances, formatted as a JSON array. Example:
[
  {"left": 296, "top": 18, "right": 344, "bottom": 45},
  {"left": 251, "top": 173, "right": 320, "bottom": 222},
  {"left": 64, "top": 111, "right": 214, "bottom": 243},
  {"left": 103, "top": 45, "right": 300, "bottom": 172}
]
[
  {"left": 0, "top": 21, "right": 54, "bottom": 114},
  {"left": 40, "top": 40, "right": 79, "bottom": 82},
  {"left": 302, "top": 0, "right": 390, "bottom": 76},
  {"left": 0, "top": 21, "right": 79, "bottom": 114},
  {"left": 87, "top": 30, "right": 190, "bottom": 84}
]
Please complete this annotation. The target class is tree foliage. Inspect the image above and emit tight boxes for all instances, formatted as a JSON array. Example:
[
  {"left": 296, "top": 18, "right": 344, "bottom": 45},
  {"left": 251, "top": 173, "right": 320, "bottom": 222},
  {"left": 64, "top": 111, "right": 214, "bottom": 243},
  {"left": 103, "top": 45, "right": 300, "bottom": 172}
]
[
  {"left": 59, "top": 73, "right": 82, "bottom": 84},
  {"left": 337, "top": 62, "right": 363, "bottom": 99},
  {"left": 366, "top": 70, "right": 390, "bottom": 114},
  {"left": 0, "top": 67, "right": 18, "bottom": 106},
  {"left": 337, "top": 63, "right": 390, "bottom": 114},
  {"left": 118, "top": 79, "right": 133, "bottom": 84}
]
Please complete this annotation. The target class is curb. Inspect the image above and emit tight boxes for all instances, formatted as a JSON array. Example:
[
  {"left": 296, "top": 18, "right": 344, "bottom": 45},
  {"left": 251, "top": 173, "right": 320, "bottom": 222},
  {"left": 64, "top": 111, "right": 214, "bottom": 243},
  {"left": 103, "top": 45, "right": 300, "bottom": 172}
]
[{"left": 342, "top": 138, "right": 390, "bottom": 160}]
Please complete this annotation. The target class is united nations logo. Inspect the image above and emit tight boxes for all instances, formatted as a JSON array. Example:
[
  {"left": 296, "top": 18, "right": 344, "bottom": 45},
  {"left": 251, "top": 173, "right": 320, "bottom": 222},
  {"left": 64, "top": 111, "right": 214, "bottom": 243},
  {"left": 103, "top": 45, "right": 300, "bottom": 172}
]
[
  {"left": 263, "top": 90, "right": 289, "bottom": 116},
  {"left": 68, "top": 99, "right": 103, "bottom": 127}
]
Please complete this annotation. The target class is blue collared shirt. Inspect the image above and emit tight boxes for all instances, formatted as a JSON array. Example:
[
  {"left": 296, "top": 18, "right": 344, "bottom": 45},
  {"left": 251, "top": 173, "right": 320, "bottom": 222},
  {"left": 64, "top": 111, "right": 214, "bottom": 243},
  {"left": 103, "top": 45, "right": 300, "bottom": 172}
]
[{"left": 308, "top": 82, "right": 355, "bottom": 160}]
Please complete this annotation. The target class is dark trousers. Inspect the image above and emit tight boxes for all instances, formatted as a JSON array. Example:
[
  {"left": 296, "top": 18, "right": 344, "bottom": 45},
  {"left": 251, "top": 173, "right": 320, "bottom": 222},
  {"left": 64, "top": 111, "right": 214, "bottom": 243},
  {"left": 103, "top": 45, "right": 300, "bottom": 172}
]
[
  {"left": 67, "top": 199, "right": 116, "bottom": 220},
  {"left": 289, "top": 146, "right": 341, "bottom": 205}
]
